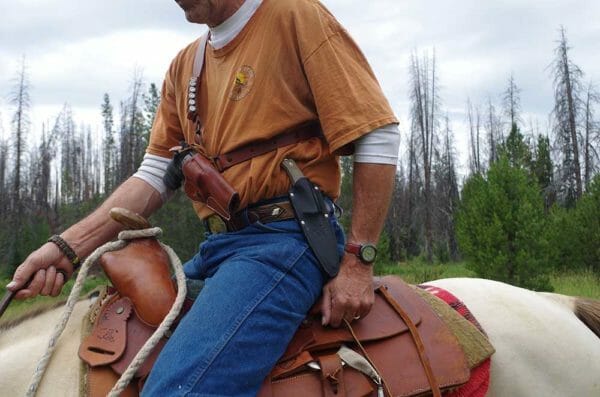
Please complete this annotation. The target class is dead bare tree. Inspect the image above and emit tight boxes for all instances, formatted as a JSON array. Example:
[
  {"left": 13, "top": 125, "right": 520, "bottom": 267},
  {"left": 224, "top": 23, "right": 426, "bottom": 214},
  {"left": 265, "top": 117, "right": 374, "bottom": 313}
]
[
  {"left": 31, "top": 120, "right": 61, "bottom": 232},
  {"left": 503, "top": 73, "right": 522, "bottom": 129},
  {"left": 9, "top": 56, "right": 31, "bottom": 210},
  {"left": 486, "top": 97, "right": 503, "bottom": 166},
  {"left": 0, "top": 114, "right": 8, "bottom": 216},
  {"left": 467, "top": 100, "right": 483, "bottom": 175},
  {"left": 409, "top": 50, "right": 440, "bottom": 262},
  {"left": 120, "top": 69, "right": 146, "bottom": 182},
  {"left": 101, "top": 93, "right": 117, "bottom": 194},
  {"left": 433, "top": 115, "right": 460, "bottom": 261},
  {"left": 551, "top": 26, "right": 584, "bottom": 201},
  {"left": 405, "top": 124, "right": 422, "bottom": 258},
  {"left": 583, "top": 83, "right": 599, "bottom": 189}
]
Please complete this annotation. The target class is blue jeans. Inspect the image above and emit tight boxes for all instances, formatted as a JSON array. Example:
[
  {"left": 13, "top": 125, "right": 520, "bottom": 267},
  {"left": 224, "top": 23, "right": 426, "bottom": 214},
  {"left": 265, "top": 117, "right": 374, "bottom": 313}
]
[{"left": 142, "top": 217, "right": 345, "bottom": 396}]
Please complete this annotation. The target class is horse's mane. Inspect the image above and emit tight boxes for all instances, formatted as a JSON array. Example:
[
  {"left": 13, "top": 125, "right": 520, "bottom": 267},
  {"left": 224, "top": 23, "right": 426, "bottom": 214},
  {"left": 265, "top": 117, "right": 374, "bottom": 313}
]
[
  {"left": 0, "top": 299, "right": 68, "bottom": 331},
  {"left": 575, "top": 297, "right": 600, "bottom": 339}
]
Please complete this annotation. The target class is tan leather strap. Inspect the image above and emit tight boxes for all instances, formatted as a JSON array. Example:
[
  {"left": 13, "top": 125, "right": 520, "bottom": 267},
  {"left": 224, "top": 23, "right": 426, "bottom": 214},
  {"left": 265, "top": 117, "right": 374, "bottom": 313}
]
[
  {"left": 379, "top": 286, "right": 442, "bottom": 397},
  {"left": 212, "top": 122, "right": 322, "bottom": 172},
  {"left": 318, "top": 354, "right": 346, "bottom": 397},
  {"left": 343, "top": 320, "right": 393, "bottom": 397}
]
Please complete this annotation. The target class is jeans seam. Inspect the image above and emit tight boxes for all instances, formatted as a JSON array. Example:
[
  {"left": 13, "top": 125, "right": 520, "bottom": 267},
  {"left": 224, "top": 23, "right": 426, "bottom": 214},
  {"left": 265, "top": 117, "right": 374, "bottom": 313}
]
[{"left": 182, "top": 245, "right": 309, "bottom": 395}]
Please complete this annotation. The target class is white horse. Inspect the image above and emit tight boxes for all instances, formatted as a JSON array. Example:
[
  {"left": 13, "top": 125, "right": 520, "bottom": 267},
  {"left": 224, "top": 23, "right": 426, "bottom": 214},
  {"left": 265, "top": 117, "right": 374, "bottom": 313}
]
[{"left": 1, "top": 277, "right": 599, "bottom": 397}]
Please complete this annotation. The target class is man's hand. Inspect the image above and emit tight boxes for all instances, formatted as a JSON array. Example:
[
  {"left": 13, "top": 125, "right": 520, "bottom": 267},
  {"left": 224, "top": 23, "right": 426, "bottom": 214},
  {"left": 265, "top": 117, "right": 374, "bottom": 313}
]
[
  {"left": 6, "top": 243, "right": 73, "bottom": 299},
  {"left": 320, "top": 161, "right": 396, "bottom": 327},
  {"left": 321, "top": 253, "right": 374, "bottom": 327},
  {"left": 5, "top": 177, "right": 165, "bottom": 301}
]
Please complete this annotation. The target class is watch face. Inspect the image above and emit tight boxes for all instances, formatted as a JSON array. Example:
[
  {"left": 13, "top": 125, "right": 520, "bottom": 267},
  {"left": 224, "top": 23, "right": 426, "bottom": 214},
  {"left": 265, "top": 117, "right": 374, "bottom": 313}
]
[{"left": 360, "top": 244, "right": 377, "bottom": 263}]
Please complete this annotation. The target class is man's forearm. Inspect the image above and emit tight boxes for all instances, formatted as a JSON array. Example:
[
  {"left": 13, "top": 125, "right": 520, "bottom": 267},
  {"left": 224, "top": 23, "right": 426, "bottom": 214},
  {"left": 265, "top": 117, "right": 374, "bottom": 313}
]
[
  {"left": 61, "top": 177, "right": 165, "bottom": 258},
  {"left": 347, "top": 162, "right": 396, "bottom": 245}
]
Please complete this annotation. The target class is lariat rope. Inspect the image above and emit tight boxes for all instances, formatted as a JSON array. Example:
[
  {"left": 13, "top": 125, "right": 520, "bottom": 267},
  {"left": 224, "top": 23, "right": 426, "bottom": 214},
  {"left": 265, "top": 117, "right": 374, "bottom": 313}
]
[{"left": 26, "top": 228, "right": 187, "bottom": 397}]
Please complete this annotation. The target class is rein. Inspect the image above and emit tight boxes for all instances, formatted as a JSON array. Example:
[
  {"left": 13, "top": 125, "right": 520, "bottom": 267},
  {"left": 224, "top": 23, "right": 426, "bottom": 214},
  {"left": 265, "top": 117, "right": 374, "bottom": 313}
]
[{"left": 26, "top": 228, "right": 187, "bottom": 397}]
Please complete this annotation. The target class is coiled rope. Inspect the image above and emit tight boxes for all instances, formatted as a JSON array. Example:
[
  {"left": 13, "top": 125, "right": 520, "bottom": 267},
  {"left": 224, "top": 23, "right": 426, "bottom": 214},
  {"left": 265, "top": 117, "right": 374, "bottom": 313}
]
[{"left": 26, "top": 227, "right": 187, "bottom": 397}]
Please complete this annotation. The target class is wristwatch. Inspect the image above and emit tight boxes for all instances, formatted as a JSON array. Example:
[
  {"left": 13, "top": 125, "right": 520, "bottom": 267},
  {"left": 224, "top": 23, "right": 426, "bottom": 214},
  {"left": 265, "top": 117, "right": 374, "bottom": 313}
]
[{"left": 345, "top": 242, "right": 378, "bottom": 264}]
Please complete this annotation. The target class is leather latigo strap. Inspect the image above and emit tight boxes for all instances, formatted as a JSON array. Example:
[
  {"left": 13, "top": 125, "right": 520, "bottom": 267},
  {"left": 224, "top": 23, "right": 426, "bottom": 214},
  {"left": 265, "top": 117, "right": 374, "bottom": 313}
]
[
  {"left": 212, "top": 121, "right": 323, "bottom": 172},
  {"left": 378, "top": 287, "right": 441, "bottom": 397}
]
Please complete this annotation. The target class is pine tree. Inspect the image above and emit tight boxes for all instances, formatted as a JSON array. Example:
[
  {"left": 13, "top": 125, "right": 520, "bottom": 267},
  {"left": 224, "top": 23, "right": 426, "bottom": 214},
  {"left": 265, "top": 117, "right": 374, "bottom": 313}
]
[
  {"left": 501, "top": 122, "right": 531, "bottom": 169},
  {"left": 457, "top": 157, "right": 552, "bottom": 290},
  {"left": 533, "top": 135, "right": 554, "bottom": 209}
]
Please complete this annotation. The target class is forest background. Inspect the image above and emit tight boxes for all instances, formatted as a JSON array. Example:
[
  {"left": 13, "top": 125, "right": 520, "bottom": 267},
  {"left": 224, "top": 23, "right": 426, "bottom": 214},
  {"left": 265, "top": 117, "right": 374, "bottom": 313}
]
[{"left": 0, "top": 27, "right": 598, "bottom": 299}]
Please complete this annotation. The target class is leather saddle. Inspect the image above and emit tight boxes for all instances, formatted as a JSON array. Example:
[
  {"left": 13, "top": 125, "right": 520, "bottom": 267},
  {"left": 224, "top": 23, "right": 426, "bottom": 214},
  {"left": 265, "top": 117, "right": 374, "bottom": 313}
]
[{"left": 79, "top": 233, "right": 470, "bottom": 397}]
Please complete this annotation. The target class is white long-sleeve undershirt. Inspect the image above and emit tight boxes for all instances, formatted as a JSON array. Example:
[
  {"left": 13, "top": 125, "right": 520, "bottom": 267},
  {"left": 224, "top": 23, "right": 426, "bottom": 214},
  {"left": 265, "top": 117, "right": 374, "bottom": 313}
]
[{"left": 133, "top": 123, "right": 400, "bottom": 202}]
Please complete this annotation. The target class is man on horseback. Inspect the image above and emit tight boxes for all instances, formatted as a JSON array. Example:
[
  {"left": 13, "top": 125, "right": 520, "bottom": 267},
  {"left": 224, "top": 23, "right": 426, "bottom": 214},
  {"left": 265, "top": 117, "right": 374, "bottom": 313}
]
[{"left": 7, "top": 0, "right": 399, "bottom": 395}]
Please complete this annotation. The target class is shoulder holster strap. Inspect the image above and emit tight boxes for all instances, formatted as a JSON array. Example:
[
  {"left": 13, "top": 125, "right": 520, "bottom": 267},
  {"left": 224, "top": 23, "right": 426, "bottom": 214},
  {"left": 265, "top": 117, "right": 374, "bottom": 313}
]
[
  {"left": 193, "top": 33, "right": 209, "bottom": 77},
  {"left": 213, "top": 122, "right": 323, "bottom": 172}
]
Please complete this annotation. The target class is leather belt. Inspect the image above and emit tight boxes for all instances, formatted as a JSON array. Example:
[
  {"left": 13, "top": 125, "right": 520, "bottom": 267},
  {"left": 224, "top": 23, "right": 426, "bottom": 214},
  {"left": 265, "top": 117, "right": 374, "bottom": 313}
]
[{"left": 205, "top": 199, "right": 296, "bottom": 234}]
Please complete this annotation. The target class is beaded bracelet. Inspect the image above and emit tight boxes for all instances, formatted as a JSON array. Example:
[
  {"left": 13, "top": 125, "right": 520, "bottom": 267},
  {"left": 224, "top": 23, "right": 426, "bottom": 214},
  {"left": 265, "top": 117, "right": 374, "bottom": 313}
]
[{"left": 47, "top": 235, "right": 81, "bottom": 269}]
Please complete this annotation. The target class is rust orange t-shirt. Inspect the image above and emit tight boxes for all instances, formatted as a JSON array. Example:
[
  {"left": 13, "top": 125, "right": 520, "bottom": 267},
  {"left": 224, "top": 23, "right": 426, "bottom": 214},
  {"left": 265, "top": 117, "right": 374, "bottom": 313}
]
[{"left": 147, "top": 0, "right": 398, "bottom": 219}]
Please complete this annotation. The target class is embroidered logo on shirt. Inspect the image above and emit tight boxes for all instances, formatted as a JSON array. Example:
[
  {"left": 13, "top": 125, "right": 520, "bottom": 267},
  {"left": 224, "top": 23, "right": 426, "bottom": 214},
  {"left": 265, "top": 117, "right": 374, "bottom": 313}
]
[{"left": 230, "top": 65, "right": 255, "bottom": 101}]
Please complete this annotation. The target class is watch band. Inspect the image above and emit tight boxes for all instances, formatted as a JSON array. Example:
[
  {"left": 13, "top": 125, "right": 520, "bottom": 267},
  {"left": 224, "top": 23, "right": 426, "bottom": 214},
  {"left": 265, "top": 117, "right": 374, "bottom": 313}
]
[
  {"left": 344, "top": 242, "right": 362, "bottom": 256},
  {"left": 344, "top": 242, "right": 377, "bottom": 264}
]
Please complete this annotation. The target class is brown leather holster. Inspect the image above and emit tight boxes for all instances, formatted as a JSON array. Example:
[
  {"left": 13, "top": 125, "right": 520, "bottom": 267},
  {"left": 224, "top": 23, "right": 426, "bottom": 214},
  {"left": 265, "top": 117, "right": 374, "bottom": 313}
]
[{"left": 182, "top": 152, "right": 240, "bottom": 220}]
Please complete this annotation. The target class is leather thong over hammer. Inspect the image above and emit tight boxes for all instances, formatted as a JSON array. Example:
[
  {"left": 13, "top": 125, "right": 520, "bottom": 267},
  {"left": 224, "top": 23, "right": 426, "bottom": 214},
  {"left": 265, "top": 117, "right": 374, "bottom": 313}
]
[{"left": 281, "top": 158, "right": 341, "bottom": 277}]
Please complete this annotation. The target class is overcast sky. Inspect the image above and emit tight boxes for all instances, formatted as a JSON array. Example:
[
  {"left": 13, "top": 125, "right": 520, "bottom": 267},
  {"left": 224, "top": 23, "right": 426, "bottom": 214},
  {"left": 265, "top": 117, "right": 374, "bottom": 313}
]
[{"left": 1, "top": 0, "right": 599, "bottom": 173}]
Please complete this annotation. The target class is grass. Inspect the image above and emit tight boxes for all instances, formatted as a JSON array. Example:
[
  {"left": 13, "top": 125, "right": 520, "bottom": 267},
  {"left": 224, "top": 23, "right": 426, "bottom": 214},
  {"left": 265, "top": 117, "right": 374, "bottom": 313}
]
[
  {"left": 377, "top": 261, "right": 600, "bottom": 299},
  {"left": 549, "top": 268, "right": 600, "bottom": 299},
  {"left": 0, "top": 274, "right": 108, "bottom": 325},
  {"left": 376, "top": 261, "right": 477, "bottom": 284}
]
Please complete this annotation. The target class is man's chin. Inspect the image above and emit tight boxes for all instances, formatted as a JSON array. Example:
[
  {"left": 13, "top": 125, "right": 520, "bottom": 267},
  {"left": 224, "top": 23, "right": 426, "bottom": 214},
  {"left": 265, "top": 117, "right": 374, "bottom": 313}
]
[{"left": 184, "top": 10, "right": 208, "bottom": 24}]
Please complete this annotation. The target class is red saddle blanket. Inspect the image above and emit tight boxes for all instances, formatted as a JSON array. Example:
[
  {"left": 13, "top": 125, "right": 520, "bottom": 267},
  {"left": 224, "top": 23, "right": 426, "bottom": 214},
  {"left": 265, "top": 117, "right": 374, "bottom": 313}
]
[{"left": 419, "top": 285, "right": 491, "bottom": 397}]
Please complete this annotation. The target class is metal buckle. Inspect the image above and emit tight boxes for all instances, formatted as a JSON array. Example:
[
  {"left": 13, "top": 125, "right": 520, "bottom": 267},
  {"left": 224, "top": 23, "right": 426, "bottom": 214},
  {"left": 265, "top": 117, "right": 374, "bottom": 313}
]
[{"left": 206, "top": 214, "right": 228, "bottom": 234}]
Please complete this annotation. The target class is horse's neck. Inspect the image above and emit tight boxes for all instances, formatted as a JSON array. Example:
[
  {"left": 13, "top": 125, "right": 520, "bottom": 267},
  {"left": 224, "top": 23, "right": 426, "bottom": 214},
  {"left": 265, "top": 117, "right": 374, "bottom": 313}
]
[
  {"left": 1, "top": 302, "right": 78, "bottom": 342},
  {"left": 0, "top": 299, "right": 90, "bottom": 397}
]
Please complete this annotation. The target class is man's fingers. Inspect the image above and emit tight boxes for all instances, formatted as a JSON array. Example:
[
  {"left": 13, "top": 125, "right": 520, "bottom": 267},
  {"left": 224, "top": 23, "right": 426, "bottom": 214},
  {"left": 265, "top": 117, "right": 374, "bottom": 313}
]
[
  {"left": 357, "top": 294, "right": 375, "bottom": 319},
  {"left": 50, "top": 272, "right": 65, "bottom": 297},
  {"left": 321, "top": 285, "right": 332, "bottom": 326},
  {"left": 6, "top": 262, "right": 35, "bottom": 291},
  {"left": 41, "top": 266, "right": 57, "bottom": 296},
  {"left": 14, "top": 269, "right": 46, "bottom": 299},
  {"left": 328, "top": 297, "right": 346, "bottom": 328}
]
